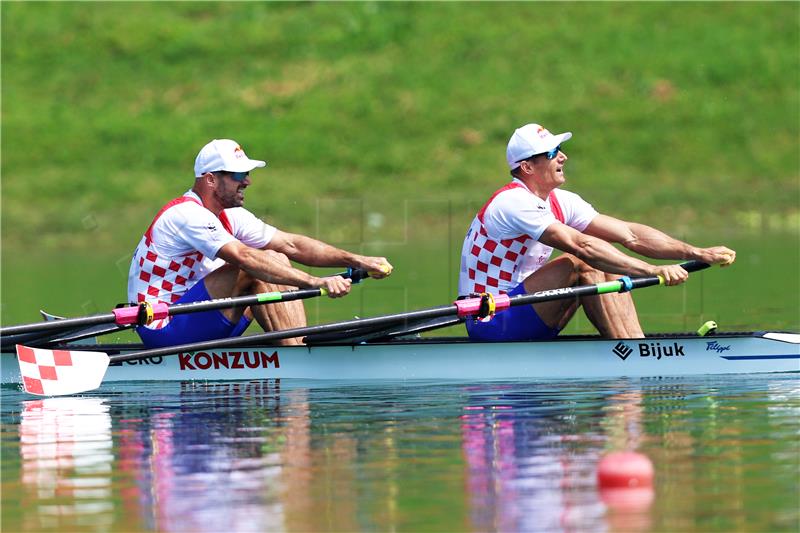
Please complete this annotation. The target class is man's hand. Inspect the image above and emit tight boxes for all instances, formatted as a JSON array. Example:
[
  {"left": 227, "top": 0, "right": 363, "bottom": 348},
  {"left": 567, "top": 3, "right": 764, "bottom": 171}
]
[
  {"left": 653, "top": 264, "right": 690, "bottom": 286},
  {"left": 357, "top": 256, "right": 394, "bottom": 279},
  {"left": 314, "top": 275, "right": 352, "bottom": 298},
  {"left": 695, "top": 246, "right": 736, "bottom": 267}
]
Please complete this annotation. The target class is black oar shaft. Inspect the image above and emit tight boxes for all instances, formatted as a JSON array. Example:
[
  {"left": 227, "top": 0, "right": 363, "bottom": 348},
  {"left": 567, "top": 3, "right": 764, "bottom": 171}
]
[
  {"left": 109, "top": 261, "right": 710, "bottom": 364},
  {"left": 166, "top": 288, "right": 323, "bottom": 317},
  {"left": 0, "top": 291, "right": 324, "bottom": 346},
  {"left": 2, "top": 313, "right": 119, "bottom": 336},
  {"left": 109, "top": 306, "right": 455, "bottom": 363},
  {"left": 3, "top": 290, "right": 321, "bottom": 336},
  {"left": 1, "top": 268, "right": 369, "bottom": 337}
]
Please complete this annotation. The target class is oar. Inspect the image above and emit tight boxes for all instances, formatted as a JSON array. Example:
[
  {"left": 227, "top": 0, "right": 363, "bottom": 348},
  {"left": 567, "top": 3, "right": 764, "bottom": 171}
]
[
  {"left": 14, "top": 261, "right": 709, "bottom": 396},
  {"left": 1, "top": 322, "right": 133, "bottom": 351},
  {"left": 2, "top": 268, "right": 371, "bottom": 337}
]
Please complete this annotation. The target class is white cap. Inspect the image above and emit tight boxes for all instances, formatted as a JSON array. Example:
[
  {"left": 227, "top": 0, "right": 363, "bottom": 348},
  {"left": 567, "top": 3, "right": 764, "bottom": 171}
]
[
  {"left": 506, "top": 124, "right": 572, "bottom": 170},
  {"left": 194, "top": 139, "right": 267, "bottom": 177}
]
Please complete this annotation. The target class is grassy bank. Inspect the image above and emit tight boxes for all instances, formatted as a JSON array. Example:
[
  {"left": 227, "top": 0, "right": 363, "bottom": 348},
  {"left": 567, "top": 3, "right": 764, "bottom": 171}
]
[{"left": 2, "top": 2, "right": 798, "bottom": 255}]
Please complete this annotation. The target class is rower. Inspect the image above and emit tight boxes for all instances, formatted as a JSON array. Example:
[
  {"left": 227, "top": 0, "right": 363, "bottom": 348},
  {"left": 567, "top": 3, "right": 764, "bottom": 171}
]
[
  {"left": 127, "top": 139, "right": 393, "bottom": 348},
  {"left": 458, "top": 123, "right": 736, "bottom": 341}
]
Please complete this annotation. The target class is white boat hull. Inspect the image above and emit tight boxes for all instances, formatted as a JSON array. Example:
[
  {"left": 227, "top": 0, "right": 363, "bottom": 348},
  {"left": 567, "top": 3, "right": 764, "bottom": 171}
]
[{"left": 2, "top": 333, "right": 798, "bottom": 386}]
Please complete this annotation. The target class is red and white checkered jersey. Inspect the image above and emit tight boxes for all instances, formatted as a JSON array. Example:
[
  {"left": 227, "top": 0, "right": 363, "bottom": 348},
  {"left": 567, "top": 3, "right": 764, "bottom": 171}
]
[
  {"left": 458, "top": 179, "right": 597, "bottom": 295},
  {"left": 127, "top": 190, "right": 276, "bottom": 329}
]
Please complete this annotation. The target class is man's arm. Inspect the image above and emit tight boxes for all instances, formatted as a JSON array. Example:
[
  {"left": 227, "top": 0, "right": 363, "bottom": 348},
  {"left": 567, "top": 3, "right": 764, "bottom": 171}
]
[
  {"left": 539, "top": 222, "right": 690, "bottom": 285},
  {"left": 265, "top": 230, "right": 393, "bottom": 277},
  {"left": 217, "top": 240, "right": 347, "bottom": 292},
  {"left": 583, "top": 214, "right": 736, "bottom": 265}
]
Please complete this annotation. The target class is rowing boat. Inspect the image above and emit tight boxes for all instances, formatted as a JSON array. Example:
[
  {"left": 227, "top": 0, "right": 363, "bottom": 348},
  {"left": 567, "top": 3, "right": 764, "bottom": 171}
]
[
  {"left": 3, "top": 262, "right": 797, "bottom": 395},
  {"left": 2, "top": 331, "right": 797, "bottom": 385}
]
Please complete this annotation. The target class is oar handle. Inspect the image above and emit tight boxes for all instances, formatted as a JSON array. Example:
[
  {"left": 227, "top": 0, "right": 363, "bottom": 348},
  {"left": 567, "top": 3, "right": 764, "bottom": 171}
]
[
  {"left": 345, "top": 268, "right": 371, "bottom": 283},
  {"left": 680, "top": 260, "right": 710, "bottom": 273}
]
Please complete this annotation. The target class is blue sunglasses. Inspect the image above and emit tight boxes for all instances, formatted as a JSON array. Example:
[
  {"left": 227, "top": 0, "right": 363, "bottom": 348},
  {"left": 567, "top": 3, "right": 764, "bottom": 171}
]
[
  {"left": 517, "top": 145, "right": 561, "bottom": 164},
  {"left": 542, "top": 144, "right": 561, "bottom": 160}
]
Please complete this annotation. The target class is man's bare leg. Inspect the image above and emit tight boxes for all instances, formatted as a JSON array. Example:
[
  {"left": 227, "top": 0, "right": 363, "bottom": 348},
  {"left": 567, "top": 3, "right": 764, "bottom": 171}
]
[
  {"left": 522, "top": 254, "right": 644, "bottom": 339},
  {"left": 248, "top": 277, "right": 307, "bottom": 346},
  {"left": 200, "top": 252, "right": 307, "bottom": 345},
  {"left": 522, "top": 255, "right": 582, "bottom": 331},
  {"left": 578, "top": 270, "right": 644, "bottom": 339}
]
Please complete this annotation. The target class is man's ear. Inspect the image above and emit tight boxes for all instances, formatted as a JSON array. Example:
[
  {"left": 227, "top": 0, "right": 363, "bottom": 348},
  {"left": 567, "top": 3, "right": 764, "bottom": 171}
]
[{"left": 517, "top": 159, "right": 533, "bottom": 175}]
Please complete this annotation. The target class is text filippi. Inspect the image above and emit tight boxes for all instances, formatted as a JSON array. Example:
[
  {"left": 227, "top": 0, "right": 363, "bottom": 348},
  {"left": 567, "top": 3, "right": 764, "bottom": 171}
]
[{"left": 705, "top": 341, "right": 731, "bottom": 353}]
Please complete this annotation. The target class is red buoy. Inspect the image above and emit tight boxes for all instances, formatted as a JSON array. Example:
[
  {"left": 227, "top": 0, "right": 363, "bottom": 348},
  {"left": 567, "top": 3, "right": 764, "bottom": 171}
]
[{"left": 597, "top": 451, "right": 654, "bottom": 488}]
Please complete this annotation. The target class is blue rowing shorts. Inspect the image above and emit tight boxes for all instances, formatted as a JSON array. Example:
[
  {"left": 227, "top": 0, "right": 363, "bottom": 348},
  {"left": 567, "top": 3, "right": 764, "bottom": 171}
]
[
  {"left": 465, "top": 283, "right": 560, "bottom": 342},
  {"left": 136, "top": 280, "right": 252, "bottom": 349}
]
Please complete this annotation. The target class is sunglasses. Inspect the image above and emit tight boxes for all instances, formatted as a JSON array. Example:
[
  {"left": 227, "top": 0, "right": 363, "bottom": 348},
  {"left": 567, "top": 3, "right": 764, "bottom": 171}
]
[
  {"left": 228, "top": 171, "right": 250, "bottom": 182},
  {"left": 542, "top": 144, "right": 561, "bottom": 160},
  {"left": 517, "top": 145, "right": 562, "bottom": 164},
  {"left": 214, "top": 171, "right": 250, "bottom": 182}
]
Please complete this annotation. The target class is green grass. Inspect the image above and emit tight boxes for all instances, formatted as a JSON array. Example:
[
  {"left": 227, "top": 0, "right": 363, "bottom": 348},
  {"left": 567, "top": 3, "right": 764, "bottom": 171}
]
[
  {"left": 2, "top": 2, "right": 798, "bottom": 251},
  {"left": 1, "top": 2, "right": 798, "bottom": 332}
]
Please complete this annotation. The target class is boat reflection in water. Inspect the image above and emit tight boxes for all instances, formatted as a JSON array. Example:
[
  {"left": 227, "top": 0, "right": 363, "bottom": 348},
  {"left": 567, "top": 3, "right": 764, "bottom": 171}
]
[
  {"left": 6, "top": 375, "right": 799, "bottom": 532},
  {"left": 19, "top": 397, "right": 114, "bottom": 531},
  {"left": 460, "top": 383, "right": 659, "bottom": 532}
]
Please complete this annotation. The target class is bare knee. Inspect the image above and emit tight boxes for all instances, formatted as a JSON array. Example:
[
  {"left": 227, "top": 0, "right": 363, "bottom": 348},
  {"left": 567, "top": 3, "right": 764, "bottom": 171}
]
[
  {"left": 238, "top": 251, "right": 294, "bottom": 292},
  {"left": 560, "top": 254, "right": 606, "bottom": 284},
  {"left": 252, "top": 251, "right": 299, "bottom": 293},
  {"left": 548, "top": 254, "right": 598, "bottom": 285}
]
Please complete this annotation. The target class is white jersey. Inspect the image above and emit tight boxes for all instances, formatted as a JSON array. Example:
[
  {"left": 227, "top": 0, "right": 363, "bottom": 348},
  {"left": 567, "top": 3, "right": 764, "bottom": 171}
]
[
  {"left": 458, "top": 179, "right": 597, "bottom": 295},
  {"left": 127, "top": 190, "right": 276, "bottom": 329}
]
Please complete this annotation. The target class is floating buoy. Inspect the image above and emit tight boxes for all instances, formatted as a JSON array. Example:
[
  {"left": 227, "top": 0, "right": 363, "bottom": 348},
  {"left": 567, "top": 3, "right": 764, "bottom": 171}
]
[
  {"left": 597, "top": 451, "right": 654, "bottom": 488},
  {"left": 599, "top": 486, "right": 655, "bottom": 512}
]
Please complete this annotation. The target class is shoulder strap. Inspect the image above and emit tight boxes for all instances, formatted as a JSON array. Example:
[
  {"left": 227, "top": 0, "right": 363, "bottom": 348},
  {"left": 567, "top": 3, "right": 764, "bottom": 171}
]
[
  {"left": 477, "top": 182, "right": 525, "bottom": 223},
  {"left": 218, "top": 210, "right": 234, "bottom": 235},
  {"left": 143, "top": 196, "right": 202, "bottom": 245},
  {"left": 548, "top": 191, "right": 565, "bottom": 223}
]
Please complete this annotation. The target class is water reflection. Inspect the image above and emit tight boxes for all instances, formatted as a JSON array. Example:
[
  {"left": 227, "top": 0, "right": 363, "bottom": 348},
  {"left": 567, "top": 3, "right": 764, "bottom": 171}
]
[
  {"left": 459, "top": 384, "right": 650, "bottom": 532},
  {"left": 2, "top": 375, "right": 798, "bottom": 532},
  {"left": 116, "top": 380, "right": 286, "bottom": 532},
  {"left": 19, "top": 397, "right": 114, "bottom": 531}
]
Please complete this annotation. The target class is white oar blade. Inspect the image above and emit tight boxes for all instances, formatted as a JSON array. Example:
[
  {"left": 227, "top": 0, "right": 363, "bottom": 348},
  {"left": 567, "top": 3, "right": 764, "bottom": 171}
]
[{"left": 16, "top": 345, "right": 109, "bottom": 396}]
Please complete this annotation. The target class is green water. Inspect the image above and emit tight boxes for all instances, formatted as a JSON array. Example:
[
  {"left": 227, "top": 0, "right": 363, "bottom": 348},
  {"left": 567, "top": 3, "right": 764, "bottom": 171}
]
[
  {"left": 1, "top": 376, "right": 798, "bottom": 532},
  {"left": 2, "top": 230, "right": 798, "bottom": 336}
]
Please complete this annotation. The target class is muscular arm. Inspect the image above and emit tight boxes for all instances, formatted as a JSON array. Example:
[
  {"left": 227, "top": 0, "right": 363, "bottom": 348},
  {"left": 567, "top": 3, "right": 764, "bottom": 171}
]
[
  {"left": 216, "top": 240, "right": 319, "bottom": 288},
  {"left": 265, "top": 230, "right": 392, "bottom": 274},
  {"left": 583, "top": 214, "right": 735, "bottom": 265},
  {"left": 540, "top": 222, "right": 662, "bottom": 278},
  {"left": 266, "top": 230, "right": 358, "bottom": 267}
]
